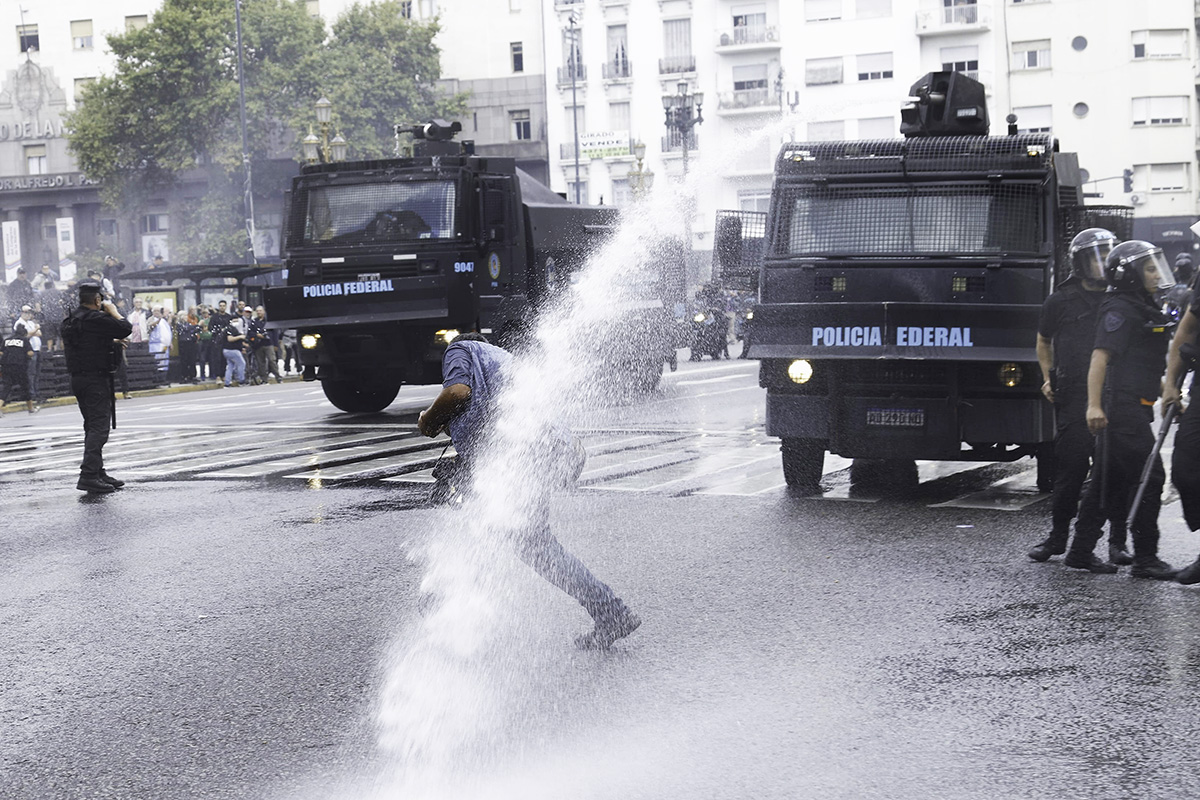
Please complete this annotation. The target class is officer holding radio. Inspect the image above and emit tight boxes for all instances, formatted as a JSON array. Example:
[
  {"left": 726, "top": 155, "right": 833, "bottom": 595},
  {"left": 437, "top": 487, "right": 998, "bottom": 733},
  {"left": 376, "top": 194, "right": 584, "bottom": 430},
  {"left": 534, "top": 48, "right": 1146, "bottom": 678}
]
[{"left": 61, "top": 279, "right": 133, "bottom": 494}]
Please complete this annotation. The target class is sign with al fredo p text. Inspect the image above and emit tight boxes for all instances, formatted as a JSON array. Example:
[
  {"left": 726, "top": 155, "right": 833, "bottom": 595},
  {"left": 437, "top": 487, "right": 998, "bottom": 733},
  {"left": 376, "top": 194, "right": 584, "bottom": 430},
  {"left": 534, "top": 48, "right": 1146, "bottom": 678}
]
[{"left": 2, "top": 220, "right": 19, "bottom": 283}]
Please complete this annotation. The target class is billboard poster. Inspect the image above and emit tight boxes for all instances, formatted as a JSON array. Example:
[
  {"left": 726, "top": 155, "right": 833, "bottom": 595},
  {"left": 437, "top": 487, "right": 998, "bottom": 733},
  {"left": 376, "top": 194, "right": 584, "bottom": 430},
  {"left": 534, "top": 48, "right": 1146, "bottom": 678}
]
[
  {"left": 142, "top": 234, "right": 169, "bottom": 264},
  {"left": 2, "top": 219, "right": 19, "bottom": 283},
  {"left": 56, "top": 217, "right": 77, "bottom": 282},
  {"left": 253, "top": 228, "right": 280, "bottom": 260}
]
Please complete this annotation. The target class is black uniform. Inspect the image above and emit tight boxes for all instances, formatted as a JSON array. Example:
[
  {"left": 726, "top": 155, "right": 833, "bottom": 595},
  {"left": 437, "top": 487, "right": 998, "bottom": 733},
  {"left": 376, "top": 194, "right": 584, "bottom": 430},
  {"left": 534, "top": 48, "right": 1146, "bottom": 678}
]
[
  {"left": 1037, "top": 279, "right": 1127, "bottom": 548},
  {"left": 1, "top": 330, "right": 32, "bottom": 403},
  {"left": 1172, "top": 293, "right": 1200, "bottom": 531},
  {"left": 1068, "top": 291, "right": 1172, "bottom": 562},
  {"left": 62, "top": 306, "right": 133, "bottom": 481}
]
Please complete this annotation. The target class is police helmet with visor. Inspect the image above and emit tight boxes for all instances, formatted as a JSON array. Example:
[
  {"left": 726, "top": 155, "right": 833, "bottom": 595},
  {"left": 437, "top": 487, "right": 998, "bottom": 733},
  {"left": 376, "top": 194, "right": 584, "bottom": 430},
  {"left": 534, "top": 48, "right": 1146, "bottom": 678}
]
[
  {"left": 1104, "top": 240, "right": 1175, "bottom": 293},
  {"left": 1068, "top": 228, "right": 1117, "bottom": 282}
]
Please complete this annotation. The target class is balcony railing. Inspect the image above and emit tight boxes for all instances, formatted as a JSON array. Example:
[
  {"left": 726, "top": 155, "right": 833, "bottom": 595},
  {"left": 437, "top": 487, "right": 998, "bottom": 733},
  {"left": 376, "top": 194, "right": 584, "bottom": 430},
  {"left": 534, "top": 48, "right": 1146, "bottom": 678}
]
[
  {"left": 661, "top": 130, "right": 699, "bottom": 153},
  {"left": 915, "top": 1, "right": 991, "bottom": 34},
  {"left": 716, "top": 24, "right": 780, "bottom": 47},
  {"left": 557, "top": 65, "right": 587, "bottom": 85},
  {"left": 554, "top": 0, "right": 583, "bottom": 8},
  {"left": 602, "top": 60, "right": 632, "bottom": 80},
  {"left": 659, "top": 55, "right": 696, "bottom": 74},
  {"left": 716, "top": 88, "right": 775, "bottom": 111}
]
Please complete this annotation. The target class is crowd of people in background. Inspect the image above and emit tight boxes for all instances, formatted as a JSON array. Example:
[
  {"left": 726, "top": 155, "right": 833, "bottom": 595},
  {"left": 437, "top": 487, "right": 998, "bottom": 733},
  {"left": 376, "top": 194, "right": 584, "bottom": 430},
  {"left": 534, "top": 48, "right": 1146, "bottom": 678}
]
[{"left": 0, "top": 258, "right": 300, "bottom": 414}]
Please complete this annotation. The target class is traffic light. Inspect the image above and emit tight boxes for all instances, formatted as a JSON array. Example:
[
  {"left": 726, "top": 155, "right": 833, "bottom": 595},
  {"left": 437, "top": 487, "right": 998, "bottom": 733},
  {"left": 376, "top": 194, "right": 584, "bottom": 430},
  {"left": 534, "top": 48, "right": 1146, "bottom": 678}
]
[{"left": 1123, "top": 168, "right": 1133, "bottom": 193}]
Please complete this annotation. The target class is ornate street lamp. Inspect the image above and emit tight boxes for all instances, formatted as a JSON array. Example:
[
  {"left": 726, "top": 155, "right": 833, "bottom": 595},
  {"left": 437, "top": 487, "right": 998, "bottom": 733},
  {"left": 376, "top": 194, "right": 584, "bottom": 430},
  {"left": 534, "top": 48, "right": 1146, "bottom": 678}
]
[
  {"left": 663, "top": 80, "right": 703, "bottom": 176},
  {"left": 628, "top": 139, "right": 655, "bottom": 199},
  {"left": 303, "top": 96, "right": 349, "bottom": 164}
]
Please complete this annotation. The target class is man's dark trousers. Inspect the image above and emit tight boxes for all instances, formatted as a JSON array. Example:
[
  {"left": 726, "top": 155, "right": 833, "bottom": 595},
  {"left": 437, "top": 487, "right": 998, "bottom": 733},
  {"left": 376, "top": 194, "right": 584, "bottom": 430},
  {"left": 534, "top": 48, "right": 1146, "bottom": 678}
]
[
  {"left": 71, "top": 373, "right": 112, "bottom": 478},
  {"left": 1048, "top": 387, "right": 1128, "bottom": 550},
  {"left": 1173, "top": 406, "right": 1200, "bottom": 530}
]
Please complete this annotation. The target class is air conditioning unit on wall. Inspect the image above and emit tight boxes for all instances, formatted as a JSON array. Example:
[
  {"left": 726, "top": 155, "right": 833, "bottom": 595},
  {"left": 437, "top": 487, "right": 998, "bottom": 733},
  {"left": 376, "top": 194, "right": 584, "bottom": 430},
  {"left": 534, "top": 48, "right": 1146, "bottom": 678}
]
[{"left": 1129, "top": 193, "right": 1146, "bottom": 205}]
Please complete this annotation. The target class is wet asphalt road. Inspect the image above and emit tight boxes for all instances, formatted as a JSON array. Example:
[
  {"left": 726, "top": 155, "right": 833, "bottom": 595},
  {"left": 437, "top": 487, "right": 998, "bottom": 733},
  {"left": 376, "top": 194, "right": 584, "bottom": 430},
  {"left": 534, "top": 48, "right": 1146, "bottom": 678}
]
[{"left": 3, "top": 360, "right": 1200, "bottom": 799}]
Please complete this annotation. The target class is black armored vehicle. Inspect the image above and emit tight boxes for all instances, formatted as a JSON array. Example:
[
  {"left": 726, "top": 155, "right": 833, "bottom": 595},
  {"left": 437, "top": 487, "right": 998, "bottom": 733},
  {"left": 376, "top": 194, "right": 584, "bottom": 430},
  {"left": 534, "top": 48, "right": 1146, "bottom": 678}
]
[
  {"left": 717, "top": 72, "right": 1130, "bottom": 490},
  {"left": 265, "top": 121, "right": 679, "bottom": 412}
]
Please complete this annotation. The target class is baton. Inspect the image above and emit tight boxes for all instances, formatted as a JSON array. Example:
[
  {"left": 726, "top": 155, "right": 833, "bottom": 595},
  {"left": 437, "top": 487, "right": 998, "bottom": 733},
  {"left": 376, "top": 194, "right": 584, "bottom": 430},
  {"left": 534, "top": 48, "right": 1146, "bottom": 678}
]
[{"left": 1125, "top": 402, "right": 1179, "bottom": 530}]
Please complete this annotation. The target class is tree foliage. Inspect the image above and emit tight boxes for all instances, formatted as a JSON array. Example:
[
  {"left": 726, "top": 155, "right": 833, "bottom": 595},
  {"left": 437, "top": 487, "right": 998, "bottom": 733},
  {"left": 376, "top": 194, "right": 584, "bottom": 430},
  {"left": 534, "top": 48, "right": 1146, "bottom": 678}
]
[{"left": 67, "top": 0, "right": 465, "bottom": 264}]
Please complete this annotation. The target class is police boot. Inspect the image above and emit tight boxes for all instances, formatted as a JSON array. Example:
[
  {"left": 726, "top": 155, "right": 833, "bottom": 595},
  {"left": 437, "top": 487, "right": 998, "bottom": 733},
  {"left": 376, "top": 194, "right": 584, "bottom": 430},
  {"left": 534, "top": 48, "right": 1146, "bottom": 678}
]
[
  {"left": 1028, "top": 535, "right": 1067, "bottom": 562},
  {"left": 1130, "top": 557, "right": 1178, "bottom": 581},
  {"left": 1063, "top": 549, "right": 1118, "bottom": 574},
  {"left": 99, "top": 472, "right": 126, "bottom": 489},
  {"left": 1176, "top": 556, "right": 1200, "bottom": 585},
  {"left": 1108, "top": 543, "right": 1134, "bottom": 566}
]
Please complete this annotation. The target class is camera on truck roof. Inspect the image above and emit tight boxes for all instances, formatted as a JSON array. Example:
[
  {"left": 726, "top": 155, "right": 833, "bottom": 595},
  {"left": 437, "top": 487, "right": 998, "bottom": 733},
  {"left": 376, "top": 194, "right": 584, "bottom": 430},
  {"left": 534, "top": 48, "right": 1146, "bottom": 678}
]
[{"left": 900, "top": 71, "right": 989, "bottom": 138}]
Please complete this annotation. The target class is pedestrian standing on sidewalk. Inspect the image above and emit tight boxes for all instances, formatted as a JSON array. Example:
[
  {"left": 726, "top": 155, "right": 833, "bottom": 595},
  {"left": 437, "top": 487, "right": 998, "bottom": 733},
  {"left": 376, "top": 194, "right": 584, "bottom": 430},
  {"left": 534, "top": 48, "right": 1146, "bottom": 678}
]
[
  {"left": 1062, "top": 241, "right": 1179, "bottom": 579},
  {"left": 13, "top": 304, "right": 42, "bottom": 409},
  {"left": 222, "top": 310, "right": 248, "bottom": 387},
  {"left": 417, "top": 332, "right": 641, "bottom": 649},
  {"left": 61, "top": 280, "right": 132, "bottom": 494},
  {"left": 1, "top": 322, "right": 36, "bottom": 415}
]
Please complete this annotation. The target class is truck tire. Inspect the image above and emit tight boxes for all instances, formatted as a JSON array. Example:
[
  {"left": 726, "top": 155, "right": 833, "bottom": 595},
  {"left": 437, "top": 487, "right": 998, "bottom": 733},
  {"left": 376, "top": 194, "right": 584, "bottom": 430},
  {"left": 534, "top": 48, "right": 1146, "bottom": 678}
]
[
  {"left": 638, "top": 359, "right": 663, "bottom": 391},
  {"left": 781, "top": 438, "right": 825, "bottom": 491},
  {"left": 322, "top": 379, "right": 401, "bottom": 413},
  {"left": 1035, "top": 445, "right": 1055, "bottom": 493}
]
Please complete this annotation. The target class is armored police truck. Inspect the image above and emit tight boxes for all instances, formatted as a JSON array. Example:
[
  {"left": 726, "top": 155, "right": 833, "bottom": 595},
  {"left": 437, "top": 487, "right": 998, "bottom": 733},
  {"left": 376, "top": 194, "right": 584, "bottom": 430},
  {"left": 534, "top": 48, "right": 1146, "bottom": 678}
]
[
  {"left": 264, "top": 120, "right": 679, "bottom": 412},
  {"left": 717, "top": 72, "right": 1130, "bottom": 490}
]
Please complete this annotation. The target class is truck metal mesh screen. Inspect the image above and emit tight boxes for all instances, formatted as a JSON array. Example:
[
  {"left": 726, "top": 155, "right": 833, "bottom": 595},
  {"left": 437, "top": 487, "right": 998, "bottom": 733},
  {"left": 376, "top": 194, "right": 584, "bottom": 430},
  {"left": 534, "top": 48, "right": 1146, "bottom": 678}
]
[
  {"left": 301, "top": 180, "right": 457, "bottom": 245},
  {"left": 713, "top": 209, "right": 767, "bottom": 289},
  {"left": 775, "top": 134, "right": 1055, "bottom": 177},
  {"left": 775, "top": 183, "right": 1043, "bottom": 257}
]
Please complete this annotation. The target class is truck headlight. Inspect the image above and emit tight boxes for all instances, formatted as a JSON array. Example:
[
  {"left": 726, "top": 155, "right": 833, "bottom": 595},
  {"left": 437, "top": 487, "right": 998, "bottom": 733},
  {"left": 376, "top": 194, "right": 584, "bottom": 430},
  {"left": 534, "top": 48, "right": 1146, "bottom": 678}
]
[
  {"left": 693, "top": 312, "right": 706, "bottom": 323},
  {"left": 745, "top": 311, "right": 754, "bottom": 321},
  {"left": 436, "top": 328, "right": 460, "bottom": 344},
  {"left": 787, "top": 359, "right": 814, "bottom": 384},
  {"left": 998, "top": 362, "right": 1023, "bottom": 387},
  {"left": 300, "top": 333, "right": 321, "bottom": 350}
]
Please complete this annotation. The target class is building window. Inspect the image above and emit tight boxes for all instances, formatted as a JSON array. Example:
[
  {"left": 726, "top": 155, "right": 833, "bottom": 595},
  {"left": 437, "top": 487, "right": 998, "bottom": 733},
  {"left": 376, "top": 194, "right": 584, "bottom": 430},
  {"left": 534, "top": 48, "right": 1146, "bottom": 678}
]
[
  {"left": 510, "top": 42, "right": 523, "bottom": 73},
  {"left": 71, "top": 20, "right": 93, "bottom": 50},
  {"left": 607, "top": 25, "right": 630, "bottom": 78},
  {"left": 805, "top": 57, "right": 843, "bottom": 86},
  {"left": 941, "top": 45, "right": 979, "bottom": 76},
  {"left": 96, "top": 219, "right": 118, "bottom": 237},
  {"left": 858, "top": 116, "right": 895, "bottom": 138},
  {"left": 17, "top": 24, "right": 38, "bottom": 53},
  {"left": 807, "top": 120, "right": 845, "bottom": 141},
  {"left": 565, "top": 105, "right": 586, "bottom": 139},
  {"left": 1012, "top": 105, "right": 1052, "bottom": 133},
  {"left": 804, "top": 0, "right": 841, "bottom": 21},
  {"left": 942, "top": 0, "right": 979, "bottom": 24},
  {"left": 611, "top": 178, "right": 631, "bottom": 207},
  {"left": 856, "top": 52, "right": 893, "bottom": 81},
  {"left": 567, "top": 181, "right": 588, "bottom": 204},
  {"left": 141, "top": 213, "right": 169, "bottom": 233},
  {"left": 24, "top": 145, "right": 47, "bottom": 175},
  {"left": 563, "top": 31, "right": 583, "bottom": 79},
  {"left": 733, "top": 5, "right": 768, "bottom": 42},
  {"left": 738, "top": 191, "right": 771, "bottom": 213},
  {"left": 125, "top": 16, "right": 148, "bottom": 31},
  {"left": 856, "top": 0, "right": 891, "bottom": 17},
  {"left": 74, "top": 77, "right": 95, "bottom": 105},
  {"left": 1132, "top": 96, "right": 1188, "bottom": 126},
  {"left": 510, "top": 110, "right": 531, "bottom": 141},
  {"left": 1133, "top": 163, "right": 1188, "bottom": 193},
  {"left": 609, "top": 101, "right": 630, "bottom": 134},
  {"left": 1132, "top": 30, "right": 1187, "bottom": 59},
  {"left": 1013, "top": 39, "right": 1051, "bottom": 70},
  {"left": 399, "top": 1, "right": 413, "bottom": 18},
  {"left": 661, "top": 19, "right": 693, "bottom": 74}
]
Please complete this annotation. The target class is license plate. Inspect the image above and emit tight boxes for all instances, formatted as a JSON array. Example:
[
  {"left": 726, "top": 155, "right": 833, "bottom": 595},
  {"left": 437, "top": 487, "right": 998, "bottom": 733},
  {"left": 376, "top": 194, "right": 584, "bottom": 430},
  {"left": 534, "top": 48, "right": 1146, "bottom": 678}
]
[{"left": 866, "top": 408, "right": 925, "bottom": 428}]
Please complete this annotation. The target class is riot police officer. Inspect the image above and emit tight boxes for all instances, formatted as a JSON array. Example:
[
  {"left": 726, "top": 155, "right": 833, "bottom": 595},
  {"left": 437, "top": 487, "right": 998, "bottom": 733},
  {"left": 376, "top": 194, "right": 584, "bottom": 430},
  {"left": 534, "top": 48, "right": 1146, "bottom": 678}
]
[
  {"left": 1063, "top": 241, "right": 1177, "bottom": 578},
  {"left": 1164, "top": 288, "right": 1200, "bottom": 583},
  {"left": 62, "top": 280, "right": 133, "bottom": 494},
  {"left": 1028, "top": 228, "right": 1131, "bottom": 564}
]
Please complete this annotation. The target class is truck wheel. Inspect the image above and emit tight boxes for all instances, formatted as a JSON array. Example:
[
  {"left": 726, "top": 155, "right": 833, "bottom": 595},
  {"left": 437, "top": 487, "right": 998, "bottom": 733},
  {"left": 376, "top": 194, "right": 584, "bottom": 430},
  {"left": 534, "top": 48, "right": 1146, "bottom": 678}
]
[
  {"left": 322, "top": 379, "right": 401, "bottom": 413},
  {"left": 781, "top": 438, "right": 825, "bottom": 491},
  {"left": 638, "top": 360, "right": 663, "bottom": 391},
  {"left": 1036, "top": 446, "right": 1055, "bottom": 493}
]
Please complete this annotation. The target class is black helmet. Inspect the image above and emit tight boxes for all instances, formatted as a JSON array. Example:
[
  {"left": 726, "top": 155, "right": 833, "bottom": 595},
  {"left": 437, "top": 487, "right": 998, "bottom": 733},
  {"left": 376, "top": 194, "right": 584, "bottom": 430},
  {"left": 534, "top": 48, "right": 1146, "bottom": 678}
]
[
  {"left": 77, "top": 279, "right": 106, "bottom": 299},
  {"left": 1173, "top": 252, "right": 1195, "bottom": 284},
  {"left": 1068, "top": 228, "right": 1117, "bottom": 282},
  {"left": 1104, "top": 240, "right": 1175, "bottom": 293}
]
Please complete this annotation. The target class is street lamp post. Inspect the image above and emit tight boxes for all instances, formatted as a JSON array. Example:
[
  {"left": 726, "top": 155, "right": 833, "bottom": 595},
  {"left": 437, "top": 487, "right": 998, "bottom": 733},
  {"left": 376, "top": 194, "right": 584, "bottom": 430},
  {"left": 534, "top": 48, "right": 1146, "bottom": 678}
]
[
  {"left": 663, "top": 80, "right": 704, "bottom": 176},
  {"left": 628, "top": 140, "right": 654, "bottom": 199},
  {"left": 234, "top": 0, "right": 255, "bottom": 266},
  {"left": 567, "top": 12, "right": 582, "bottom": 204},
  {"left": 302, "top": 96, "right": 349, "bottom": 164}
]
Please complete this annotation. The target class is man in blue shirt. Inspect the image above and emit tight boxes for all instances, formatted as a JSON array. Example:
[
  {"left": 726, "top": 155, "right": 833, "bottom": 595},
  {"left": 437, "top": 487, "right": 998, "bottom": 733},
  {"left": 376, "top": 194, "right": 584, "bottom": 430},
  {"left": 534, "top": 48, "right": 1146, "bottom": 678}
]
[{"left": 418, "top": 333, "right": 641, "bottom": 649}]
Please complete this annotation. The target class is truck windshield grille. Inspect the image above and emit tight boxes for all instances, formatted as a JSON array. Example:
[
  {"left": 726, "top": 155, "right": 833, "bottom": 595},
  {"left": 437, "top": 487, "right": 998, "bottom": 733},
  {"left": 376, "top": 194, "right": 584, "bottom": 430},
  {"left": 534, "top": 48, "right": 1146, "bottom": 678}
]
[
  {"left": 302, "top": 180, "right": 456, "bottom": 245},
  {"left": 777, "top": 183, "right": 1042, "bottom": 258}
]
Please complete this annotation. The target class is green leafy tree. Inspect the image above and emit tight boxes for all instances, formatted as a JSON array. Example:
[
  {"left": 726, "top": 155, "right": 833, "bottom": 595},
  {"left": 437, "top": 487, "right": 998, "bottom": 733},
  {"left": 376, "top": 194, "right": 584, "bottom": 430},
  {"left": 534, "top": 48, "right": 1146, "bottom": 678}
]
[{"left": 68, "top": 0, "right": 464, "bottom": 264}]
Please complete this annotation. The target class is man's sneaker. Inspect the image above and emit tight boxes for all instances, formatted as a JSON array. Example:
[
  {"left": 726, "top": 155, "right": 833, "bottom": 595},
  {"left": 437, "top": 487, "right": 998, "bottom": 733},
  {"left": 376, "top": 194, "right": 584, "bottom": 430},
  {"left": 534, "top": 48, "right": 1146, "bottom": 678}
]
[
  {"left": 100, "top": 473, "right": 126, "bottom": 489},
  {"left": 1028, "top": 539, "right": 1066, "bottom": 562},
  {"left": 1176, "top": 556, "right": 1200, "bottom": 585},
  {"left": 575, "top": 606, "right": 642, "bottom": 650},
  {"left": 1108, "top": 544, "right": 1134, "bottom": 566},
  {"left": 1063, "top": 552, "right": 1119, "bottom": 574},
  {"left": 76, "top": 476, "right": 115, "bottom": 494},
  {"left": 1130, "top": 558, "right": 1178, "bottom": 581}
]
